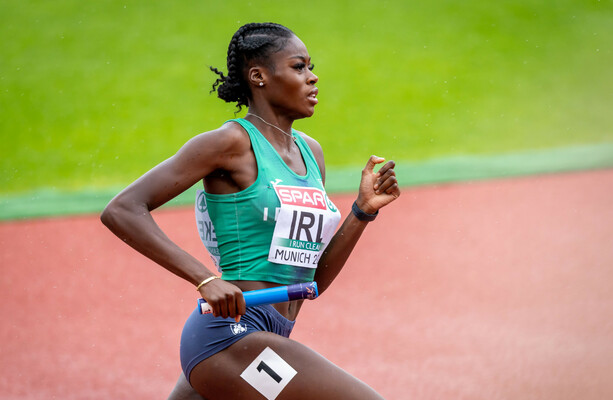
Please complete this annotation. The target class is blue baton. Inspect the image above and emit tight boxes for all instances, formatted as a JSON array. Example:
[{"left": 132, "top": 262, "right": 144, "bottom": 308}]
[{"left": 197, "top": 281, "right": 319, "bottom": 315}]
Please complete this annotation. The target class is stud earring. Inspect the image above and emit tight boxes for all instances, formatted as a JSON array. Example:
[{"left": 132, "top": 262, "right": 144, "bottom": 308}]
[{"left": 259, "top": 82, "right": 264, "bottom": 86}]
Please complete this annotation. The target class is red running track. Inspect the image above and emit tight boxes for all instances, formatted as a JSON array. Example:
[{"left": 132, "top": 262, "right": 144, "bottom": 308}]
[{"left": 1, "top": 169, "right": 612, "bottom": 399}]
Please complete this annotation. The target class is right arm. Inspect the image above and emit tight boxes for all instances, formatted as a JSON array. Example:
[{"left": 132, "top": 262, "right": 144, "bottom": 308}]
[{"left": 100, "top": 126, "right": 247, "bottom": 320}]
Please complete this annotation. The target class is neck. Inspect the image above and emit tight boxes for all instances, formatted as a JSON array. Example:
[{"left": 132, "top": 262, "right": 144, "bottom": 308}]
[{"left": 245, "top": 111, "right": 296, "bottom": 144}]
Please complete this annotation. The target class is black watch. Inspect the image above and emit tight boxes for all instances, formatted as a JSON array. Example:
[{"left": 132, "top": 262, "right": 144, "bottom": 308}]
[{"left": 351, "top": 201, "right": 378, "bottom": 222}]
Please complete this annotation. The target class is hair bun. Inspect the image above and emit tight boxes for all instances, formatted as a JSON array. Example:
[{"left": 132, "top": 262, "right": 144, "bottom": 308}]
[{"left": 209, "top": 23, "right": 294, "bottom": 113}]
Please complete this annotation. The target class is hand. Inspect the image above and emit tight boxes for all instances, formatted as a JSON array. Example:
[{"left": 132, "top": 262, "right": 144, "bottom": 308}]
[
  {"left": 198, "top": 278, "right": 246, "bottom": 322},
  {"left": 356, "top": 155, "right": 400, "bottom": 214}
]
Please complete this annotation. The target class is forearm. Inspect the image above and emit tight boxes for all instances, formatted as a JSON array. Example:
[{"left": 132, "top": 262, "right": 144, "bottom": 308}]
[
  {"left": 314, "top": 211, "right": 369, "bottom": 295},
  {"left": 314, "top": 156, "right": 400, "bottom": 295},
  {"left": 101, "top": 197, "right": 213, "bottom": 286}
]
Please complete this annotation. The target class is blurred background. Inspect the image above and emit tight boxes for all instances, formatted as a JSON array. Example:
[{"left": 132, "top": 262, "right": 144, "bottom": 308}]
[{"left": 1, "top": 0, "right": 612, "bottom": 219}]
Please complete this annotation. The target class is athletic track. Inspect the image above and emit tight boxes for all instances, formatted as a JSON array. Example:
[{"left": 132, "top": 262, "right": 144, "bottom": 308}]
[{"left": 1, "top": 169, "right": 612, "bottom": 400}]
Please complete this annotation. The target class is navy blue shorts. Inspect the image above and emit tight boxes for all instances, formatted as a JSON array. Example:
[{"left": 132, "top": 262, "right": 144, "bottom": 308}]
[{"left": 180, "top": 304, "right": 296, "bottom": 383}]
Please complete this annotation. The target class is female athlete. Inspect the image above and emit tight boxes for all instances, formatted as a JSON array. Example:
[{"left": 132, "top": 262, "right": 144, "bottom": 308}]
[{"left": 101, "top": 22, "right": 400, "bottom": 399}]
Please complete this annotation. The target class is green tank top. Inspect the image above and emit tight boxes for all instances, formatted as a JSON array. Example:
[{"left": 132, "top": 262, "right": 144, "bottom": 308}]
[{"left": 195, "top": 118, "right": 342, "bottom": 284}]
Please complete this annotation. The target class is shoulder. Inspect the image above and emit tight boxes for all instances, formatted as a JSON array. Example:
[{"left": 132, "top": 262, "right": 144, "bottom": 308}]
[
  {"left": 177, "top": 121, "right": 251, "bottom": 164},
  {"left": 295, "top": 130, "right": 322, "bottom": 155},
  {"left": 187, "top": 120, "right": 250, "bottom": 153},
  {"left": 295, "top": 130, "right": 326, "bottom": 182}
]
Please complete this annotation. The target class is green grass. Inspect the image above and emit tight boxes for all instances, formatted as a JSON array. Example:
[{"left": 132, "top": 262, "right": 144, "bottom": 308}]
[
  {"left": 2, "top": 143, "right": 612, "bottom": 220},
  {"left": 1, "top": 0, "right": 612, "bottom": 196}
]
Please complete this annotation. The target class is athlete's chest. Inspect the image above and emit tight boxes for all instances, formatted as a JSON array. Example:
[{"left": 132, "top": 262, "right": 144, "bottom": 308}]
[{"left": 204, "top": 145, "right": 307, "bottom": 194}]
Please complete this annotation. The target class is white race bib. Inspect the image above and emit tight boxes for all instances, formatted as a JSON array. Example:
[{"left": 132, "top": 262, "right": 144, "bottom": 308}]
[
  {"left": 195, "top": 190, "right": 221, "bottom": 271},
  {"left": 268, "top": 183, "right": 341, "bottom": 268}
]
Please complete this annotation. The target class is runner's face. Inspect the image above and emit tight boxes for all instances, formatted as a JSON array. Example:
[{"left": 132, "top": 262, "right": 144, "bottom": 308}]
[{"left": 265, "top": 35, "right": 319, "bottom": 118}]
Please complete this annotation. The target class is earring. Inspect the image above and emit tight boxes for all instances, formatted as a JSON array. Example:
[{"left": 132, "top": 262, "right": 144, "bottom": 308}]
[{"left": 259, "top": 82, "right": 264, "bottom": 87}]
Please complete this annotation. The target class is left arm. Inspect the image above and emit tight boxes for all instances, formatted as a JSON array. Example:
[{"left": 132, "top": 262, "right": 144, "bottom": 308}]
[{"left": 314, "top": 155, "right": 400, "bottom": 294}]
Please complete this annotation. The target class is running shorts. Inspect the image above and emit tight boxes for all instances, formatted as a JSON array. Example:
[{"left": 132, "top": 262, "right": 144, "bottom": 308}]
[{"left": 180, "top": 304, "right": 296, "bottom": 383}]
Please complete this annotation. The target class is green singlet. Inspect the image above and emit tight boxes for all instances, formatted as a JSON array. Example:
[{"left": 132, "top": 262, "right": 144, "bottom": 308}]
[{"left": 195, "top": 119, "right": 342, "bottom": 285}]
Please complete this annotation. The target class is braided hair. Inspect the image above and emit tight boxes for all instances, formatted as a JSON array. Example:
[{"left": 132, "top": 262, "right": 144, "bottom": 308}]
[{"left": 210, "top": 23, "right": 294, "bottom": 112}]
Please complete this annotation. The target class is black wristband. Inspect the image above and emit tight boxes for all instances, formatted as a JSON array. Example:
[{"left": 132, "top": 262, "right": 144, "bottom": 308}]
[{"left": 351, "top": 201, "right": 378, "bottom": 222}]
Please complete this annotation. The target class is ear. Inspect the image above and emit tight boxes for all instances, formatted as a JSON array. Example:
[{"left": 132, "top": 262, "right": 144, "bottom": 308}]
[{"left": 247, "top": 66, "right": 266, "bottom": 87}]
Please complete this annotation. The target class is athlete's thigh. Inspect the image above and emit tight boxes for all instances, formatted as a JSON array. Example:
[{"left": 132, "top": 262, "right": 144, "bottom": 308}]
[
  {"left": 190, "top": 331, "right": 384, "bottom": 400},
  {"left": 167, "top": 372, "right": 206, "bottom": 400}
]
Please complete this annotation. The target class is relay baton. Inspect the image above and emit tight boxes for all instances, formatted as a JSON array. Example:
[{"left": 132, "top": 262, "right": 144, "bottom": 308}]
[{"left": 197, "top": 281, "right": 319, "bottom": 315}]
